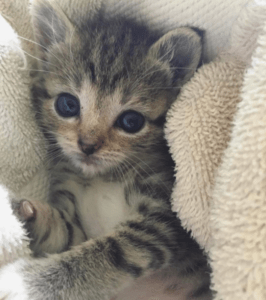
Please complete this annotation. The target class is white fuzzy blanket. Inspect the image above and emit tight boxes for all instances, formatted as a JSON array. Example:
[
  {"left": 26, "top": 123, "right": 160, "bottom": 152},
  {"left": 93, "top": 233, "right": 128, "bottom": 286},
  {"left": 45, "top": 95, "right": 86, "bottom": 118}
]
[{"left": 1, "top": 0, "right": 266, "bottom": 299}]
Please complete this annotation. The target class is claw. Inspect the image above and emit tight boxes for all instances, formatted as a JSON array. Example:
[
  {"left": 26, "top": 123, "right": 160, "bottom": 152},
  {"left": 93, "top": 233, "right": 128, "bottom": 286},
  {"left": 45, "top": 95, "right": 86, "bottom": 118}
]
[{"left": 19, "top": 200, "right": 36, "bottom": 221}]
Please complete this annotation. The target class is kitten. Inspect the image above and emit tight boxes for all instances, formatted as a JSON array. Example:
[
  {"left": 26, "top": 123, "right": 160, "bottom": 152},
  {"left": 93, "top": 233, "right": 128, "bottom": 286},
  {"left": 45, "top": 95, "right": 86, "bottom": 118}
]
[{"left": 0, "top": 0, "right": 212, "bottom": 299}]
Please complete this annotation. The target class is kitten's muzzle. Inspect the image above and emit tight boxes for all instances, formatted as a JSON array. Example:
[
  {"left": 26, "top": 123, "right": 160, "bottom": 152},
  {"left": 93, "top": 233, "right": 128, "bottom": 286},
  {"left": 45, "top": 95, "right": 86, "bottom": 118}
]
[{"left": 78, "top": 138, "right": 103, "bottom": 156}]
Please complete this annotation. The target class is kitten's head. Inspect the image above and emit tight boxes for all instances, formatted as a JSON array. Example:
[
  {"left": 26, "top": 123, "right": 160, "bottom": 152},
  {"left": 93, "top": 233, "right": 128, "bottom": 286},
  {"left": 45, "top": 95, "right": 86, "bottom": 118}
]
[{"left": 31, "top": 0, "right": 203, "bottom": 176}]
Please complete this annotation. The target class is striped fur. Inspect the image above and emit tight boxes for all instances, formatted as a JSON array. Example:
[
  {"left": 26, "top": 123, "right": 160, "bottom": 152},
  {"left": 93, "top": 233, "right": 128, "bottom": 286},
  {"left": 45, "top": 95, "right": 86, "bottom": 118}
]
[{"left": 6, "top": 1, "right": 212, "bottom": 299}]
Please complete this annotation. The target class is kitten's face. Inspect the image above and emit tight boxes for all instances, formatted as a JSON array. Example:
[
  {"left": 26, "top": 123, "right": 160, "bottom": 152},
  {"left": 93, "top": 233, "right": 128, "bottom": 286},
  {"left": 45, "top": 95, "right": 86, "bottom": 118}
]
[
  {"left": 32, "top": 1, "right": 202, "bottom": 176},
  {"left": 40, "top": 48, "right": 174, "bottom": 176}
]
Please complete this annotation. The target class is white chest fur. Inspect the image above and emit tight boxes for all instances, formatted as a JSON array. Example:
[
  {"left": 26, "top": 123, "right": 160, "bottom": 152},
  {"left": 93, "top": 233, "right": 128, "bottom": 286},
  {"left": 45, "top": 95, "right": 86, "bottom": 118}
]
[{"left": 62, "top": 177, "right": 130, "bottom": 239}]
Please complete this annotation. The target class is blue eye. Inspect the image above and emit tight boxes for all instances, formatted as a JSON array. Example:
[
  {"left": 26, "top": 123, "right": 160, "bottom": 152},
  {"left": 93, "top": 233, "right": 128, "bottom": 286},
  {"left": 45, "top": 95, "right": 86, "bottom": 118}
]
[
  {"left": 116, "top": 110, "right": 145, "bottom": 133},
  {"left": 55, "top": 93, "right": 80, "bottom": 117}
]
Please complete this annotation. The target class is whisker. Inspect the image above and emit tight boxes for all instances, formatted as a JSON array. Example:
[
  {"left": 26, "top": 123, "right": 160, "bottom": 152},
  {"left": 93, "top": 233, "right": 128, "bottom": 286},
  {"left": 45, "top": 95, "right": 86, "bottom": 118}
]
[
  {"left": 16, "top": 46, "right": 59, "bottom": 69},
  {"left": 16, "top": 35, "right": 63, "bottom": 66},
  {"left": 23, "top": 68, "right": 61, "bottom": 76},
  {"left": 69, "top": 27, "right": 76, "bottom": 68},
  {"left": 128, "top": 153, "right": 170, "bottom": 194}
]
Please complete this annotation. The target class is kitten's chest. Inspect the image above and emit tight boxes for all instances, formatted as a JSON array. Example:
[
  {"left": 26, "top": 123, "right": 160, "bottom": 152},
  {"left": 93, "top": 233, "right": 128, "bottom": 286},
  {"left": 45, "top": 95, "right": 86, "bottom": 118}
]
[{"left": 63, "top": 177, "right": 130, "bottom": 239}]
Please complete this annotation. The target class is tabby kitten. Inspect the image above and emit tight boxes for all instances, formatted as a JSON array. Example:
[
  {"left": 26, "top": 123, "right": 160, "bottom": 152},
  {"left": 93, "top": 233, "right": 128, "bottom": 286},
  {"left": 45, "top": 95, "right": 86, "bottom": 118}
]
[{"left": 0, "top": 0, "right": 212, "bottom": 299}]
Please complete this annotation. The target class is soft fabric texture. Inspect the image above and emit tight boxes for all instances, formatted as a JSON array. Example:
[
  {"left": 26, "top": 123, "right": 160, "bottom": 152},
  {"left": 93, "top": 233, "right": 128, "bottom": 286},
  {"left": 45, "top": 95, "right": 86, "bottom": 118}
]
[
  {"left": 166, "top": 56, "right": 246, "bottom": 248},
  {"left": 1, "top": 0, "right": 266, "bottom": 299},
  {"left": 0, "top": 185, "right": 30, "bottom": 268},
  {"left": 209, "top": 16, "right": 266, "bottom": 300},
  {"left": 0, "top": 0, "right": 45, "bottom": 265},
  {"left": 166, "top": 1, "right": 266, "bottom": 299}
]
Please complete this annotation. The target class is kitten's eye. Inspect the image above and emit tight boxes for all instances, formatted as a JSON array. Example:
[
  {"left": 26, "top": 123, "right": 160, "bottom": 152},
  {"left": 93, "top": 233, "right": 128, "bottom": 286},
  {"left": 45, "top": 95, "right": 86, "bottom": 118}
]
[
  {"left": 116, "top": 110, "right": 145, "bottom": 133},
  {"left": 55, "top": 93, "right": 80, "bottom": 117}
]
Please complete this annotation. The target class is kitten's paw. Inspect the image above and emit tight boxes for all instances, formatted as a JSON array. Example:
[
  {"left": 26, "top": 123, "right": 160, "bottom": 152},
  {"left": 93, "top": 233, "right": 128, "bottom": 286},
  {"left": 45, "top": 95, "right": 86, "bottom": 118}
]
[
  {"left": 12, "top": 200, "right": 39, "bottom": 244},
  {"left": 0, "top": 260, "right": 29, "bottom": 300},
  {"left": 12, "top": 199, "right": 75, "bottom": 254},
  {"left": 12, "top": 200, "right": 55, "bottom": 254}
]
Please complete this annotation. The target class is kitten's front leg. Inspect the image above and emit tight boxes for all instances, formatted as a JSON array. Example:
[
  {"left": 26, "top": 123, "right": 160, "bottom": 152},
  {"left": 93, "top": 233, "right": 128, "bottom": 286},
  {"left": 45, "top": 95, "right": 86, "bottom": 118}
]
[
  {"left": 12, "top": 196, "right": 86, "bottom": 255},
  {"left": 12, "top": 199, "right": 69, "bottom": 254},
  {"left": 0, "top": 210, "right": 205, "bottom": 300}
]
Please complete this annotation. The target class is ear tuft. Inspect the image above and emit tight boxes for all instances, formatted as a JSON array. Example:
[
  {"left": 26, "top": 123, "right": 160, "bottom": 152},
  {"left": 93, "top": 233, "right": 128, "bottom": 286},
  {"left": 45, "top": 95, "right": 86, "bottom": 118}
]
[
  {"left": 148, "top": 27, "right": 204, "bottom": 85},
  {"left": 31, "top": 0, "right": 74, "bottom": 50}
]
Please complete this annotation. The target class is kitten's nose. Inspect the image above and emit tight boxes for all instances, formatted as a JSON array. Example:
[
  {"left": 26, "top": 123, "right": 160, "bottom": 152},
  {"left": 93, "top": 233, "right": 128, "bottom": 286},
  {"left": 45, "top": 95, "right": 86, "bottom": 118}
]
[{"left": 78, "top": 139, "right": 102, "bottom": 156}]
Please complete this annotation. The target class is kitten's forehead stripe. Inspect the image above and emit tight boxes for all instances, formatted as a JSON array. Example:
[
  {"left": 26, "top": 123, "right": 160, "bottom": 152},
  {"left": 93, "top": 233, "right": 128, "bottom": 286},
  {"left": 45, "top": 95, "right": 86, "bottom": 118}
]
[{"left": 79, "top": 18, "right": 160, "bottom": 94}]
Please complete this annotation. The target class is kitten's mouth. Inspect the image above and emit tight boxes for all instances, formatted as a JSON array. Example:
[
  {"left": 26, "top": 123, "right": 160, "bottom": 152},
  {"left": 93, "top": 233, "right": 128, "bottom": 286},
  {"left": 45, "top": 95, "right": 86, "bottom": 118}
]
[
  {"left": 79, "top": 155, "right": 100, "bottom": 166},
  {"left": 73, "top": 154, "right": 107, "bottom": 176},
  {"left": 70, "top": 152, "right": 119, "bottom": 176}
]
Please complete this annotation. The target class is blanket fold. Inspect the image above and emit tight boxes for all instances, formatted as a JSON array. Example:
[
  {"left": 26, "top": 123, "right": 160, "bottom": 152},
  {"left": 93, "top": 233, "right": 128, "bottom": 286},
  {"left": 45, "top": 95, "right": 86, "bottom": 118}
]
[
  {"left": 209, "top": 19, "right": 266, "bottom": 300},
  {"left": 165, "top": 56, "right": 246, "bottom": 248}
]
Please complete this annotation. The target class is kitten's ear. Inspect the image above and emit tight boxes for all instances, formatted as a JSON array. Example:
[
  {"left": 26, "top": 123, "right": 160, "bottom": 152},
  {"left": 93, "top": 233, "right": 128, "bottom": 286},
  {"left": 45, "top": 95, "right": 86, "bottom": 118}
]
[
  {"left": 31, "top": 0, "right": 75, "bottom": 53},
  {"left": 148, "top": 27, "right": 204, "bottom": 85}
]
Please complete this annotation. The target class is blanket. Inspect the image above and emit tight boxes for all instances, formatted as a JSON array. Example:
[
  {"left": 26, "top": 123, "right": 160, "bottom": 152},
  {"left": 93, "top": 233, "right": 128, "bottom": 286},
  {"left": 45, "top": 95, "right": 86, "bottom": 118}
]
[{"left": 1, "top": 0, "right": 266, "bottom": 299}]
